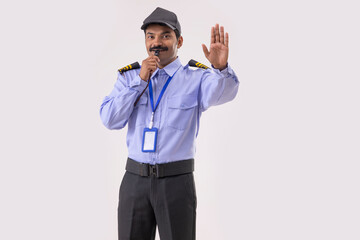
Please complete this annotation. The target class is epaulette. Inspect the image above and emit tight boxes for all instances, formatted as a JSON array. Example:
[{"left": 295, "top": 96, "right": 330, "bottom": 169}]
[
  {"left": 118, "top": 62, "right": 140, "bottom": 74},
  {"left": 188, "top": 59, "right": 209, "bottom": 70}
]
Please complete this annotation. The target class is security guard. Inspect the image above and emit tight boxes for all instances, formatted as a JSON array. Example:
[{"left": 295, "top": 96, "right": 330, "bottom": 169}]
[{"left": 100, "top": 7, "right": 239, "bottom": 240}]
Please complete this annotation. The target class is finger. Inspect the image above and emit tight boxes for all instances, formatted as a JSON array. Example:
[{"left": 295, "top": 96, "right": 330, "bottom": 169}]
[
  {"left": 215, "top": 24, "right": 220, "bottom": 42},
  {"left": 149, "top": 58, "right": 160, "bottom": 68},
  {"left": 220, "top": 26, "right": 225, "bottom": 44},
  {"left": 202, "top": 44, "right": 210, "bottom": 58},
  {"left": 149, "top": 55, "right": 159, "bottom": 60},
  {"left": 149, "top": 60, "right": 158, "bottom": 67},
  {"left": 155, "top": 59, "right": 160, "bottom": 68},
  {"left": 225, "top": 32, "right": 229, "bottom": 48},
  {"left": 149, "top": 60, "right": 158, "bottom": 65},
  {"left": 147, "top": 57, "right": 160, "bottom": 65},
  {"left": 145, "top": 59, "right": 157, "bottom": 68},
  {"left": 148, "top": 65, "right": 157, "bottom": 73},
  {"left": 210, "top": 26, "right": 215, "bottom": 44},
  {"left": 151, "top": 66, "right": 158, "bottom": 72},
  {"left": 151, "top": 56, "right": 160, "bottom": 62}
]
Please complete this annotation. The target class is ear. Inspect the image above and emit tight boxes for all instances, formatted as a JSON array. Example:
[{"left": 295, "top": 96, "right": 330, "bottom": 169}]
[{"left": 177, "top": 36, "right": 183, "bottom": 49}]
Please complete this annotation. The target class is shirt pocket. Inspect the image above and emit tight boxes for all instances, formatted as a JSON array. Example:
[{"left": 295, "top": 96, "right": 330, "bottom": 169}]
[{"left": 166, "top": 94, "right": 198, "bottom": 130}]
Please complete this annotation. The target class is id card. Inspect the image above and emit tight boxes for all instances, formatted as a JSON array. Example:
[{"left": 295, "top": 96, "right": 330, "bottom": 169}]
[{"left": 142, "top": 128, "right": 158, "bottom": 152}]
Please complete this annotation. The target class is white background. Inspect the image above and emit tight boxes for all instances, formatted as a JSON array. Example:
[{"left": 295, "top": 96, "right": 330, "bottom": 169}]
[{"left": 1, "top": 0, "right": 359, "bottom": 239}]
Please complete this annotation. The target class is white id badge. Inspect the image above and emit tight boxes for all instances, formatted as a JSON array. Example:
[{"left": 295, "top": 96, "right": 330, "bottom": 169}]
[{"left": 142, "top": 128, "right": 158, "bottom": 152}]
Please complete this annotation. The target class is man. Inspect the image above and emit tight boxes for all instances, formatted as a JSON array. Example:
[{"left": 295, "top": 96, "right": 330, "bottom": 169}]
[{"left": 100, "top": 7, "right": 239, "bottom": 240}]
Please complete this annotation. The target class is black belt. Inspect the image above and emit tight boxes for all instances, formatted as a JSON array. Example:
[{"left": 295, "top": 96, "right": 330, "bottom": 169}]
[{"left": 126, "top": 158, "right": 194, "bottom": 178}]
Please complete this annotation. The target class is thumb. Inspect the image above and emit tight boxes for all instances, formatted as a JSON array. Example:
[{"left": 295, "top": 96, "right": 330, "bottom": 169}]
[{"left": 202, "top": 44, "right": 210, "bottom": 58}]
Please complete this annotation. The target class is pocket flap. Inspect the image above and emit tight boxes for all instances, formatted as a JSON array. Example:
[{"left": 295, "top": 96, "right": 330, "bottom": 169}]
[{"left": 168, "top": 95, "right": 198, "bottom": 109}]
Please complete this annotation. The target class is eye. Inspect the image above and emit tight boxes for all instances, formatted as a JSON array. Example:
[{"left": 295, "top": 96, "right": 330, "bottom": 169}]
[{"left": 163, "top": 35, "right": 170, "bottom": 39}]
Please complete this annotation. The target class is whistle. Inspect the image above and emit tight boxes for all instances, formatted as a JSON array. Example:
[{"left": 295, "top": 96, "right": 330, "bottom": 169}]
[{"left": 154, "top": 50, "right": 160, "bottom": 56}]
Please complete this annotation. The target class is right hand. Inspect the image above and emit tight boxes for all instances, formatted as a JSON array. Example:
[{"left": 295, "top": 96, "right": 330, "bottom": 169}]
[{"left": 139, "top": 56, "right": 160, "bottom": 81}]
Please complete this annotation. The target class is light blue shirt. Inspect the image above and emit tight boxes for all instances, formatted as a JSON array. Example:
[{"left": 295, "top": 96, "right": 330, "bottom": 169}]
[{"left": 100, "top": 58, "right": 239, "bottom": 164}]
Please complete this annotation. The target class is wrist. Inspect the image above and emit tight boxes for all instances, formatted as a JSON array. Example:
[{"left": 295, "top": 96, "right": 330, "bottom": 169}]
[
  {"left": 212, "top": 63, "right": 228, "bottom": 71},
  {"left": 139, "top": 73, "right": 148, "bottom": 82}
]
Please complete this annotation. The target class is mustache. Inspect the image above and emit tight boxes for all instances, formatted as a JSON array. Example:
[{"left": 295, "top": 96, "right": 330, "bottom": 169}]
[{"left": 149, "top": 46, "right": 168, "bottom": 52}]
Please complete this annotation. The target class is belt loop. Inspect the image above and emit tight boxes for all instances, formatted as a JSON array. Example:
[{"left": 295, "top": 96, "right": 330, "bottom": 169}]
[{"left": 155, "top": 164, "right": 160, "bottom": 177}]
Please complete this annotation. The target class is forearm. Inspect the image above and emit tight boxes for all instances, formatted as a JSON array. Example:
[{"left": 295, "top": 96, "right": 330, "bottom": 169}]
[{"left": 200, "top": 65, "right": 239, "bottom": 111}]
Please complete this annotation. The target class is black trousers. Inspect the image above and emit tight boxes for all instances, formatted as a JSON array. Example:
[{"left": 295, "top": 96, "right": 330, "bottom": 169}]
[{"left": 118, "top": 171, "right": 197, "bottom": 240}]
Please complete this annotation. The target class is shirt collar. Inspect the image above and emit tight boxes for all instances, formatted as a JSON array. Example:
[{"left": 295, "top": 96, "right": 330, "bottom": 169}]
[
  {"left": 152, "top": 57, "right": 182, "bottom": 78},
  {"left": 163, "top": 57, "right": 182, "bottom": 76}
]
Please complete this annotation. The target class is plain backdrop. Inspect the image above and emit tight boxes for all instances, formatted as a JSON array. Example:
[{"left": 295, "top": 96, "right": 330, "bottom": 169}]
[{"left": 1, "top": 0, "right": 359, "bottom": 239}]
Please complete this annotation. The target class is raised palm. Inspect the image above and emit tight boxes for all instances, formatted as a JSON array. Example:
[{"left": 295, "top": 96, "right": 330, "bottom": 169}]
[{"left": 202, "top": 24, "right": 229, "bottom": 70}]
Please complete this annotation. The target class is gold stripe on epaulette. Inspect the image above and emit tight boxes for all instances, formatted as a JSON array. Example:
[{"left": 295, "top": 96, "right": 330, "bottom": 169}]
[
  {"left": 195, "top": 62, "right": 208, "bottom": 69},
  {"left": 118, "top": 62, "right": 140, "bottom": 74},
  {"left": 119, "top": 65, "right": 131, "bottom": 73}
]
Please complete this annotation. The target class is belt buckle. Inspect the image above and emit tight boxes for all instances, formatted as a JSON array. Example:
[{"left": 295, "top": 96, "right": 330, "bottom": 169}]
[{"left": 149, "top": 164, "right": 158, "bottom": 177}]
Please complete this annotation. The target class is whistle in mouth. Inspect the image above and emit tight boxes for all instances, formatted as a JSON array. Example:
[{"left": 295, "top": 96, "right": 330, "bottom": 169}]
[{"left": 154, "top": 50, "right": 160, "bottom": 56}]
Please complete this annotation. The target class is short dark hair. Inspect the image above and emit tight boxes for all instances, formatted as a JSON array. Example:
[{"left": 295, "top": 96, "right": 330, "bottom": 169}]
[{"left": 143, "top": 23, "right": 180, "bottom": 40}]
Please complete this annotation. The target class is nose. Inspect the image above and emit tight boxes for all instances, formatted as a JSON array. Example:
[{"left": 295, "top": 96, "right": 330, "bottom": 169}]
[{"left": 153, "top": 36, "right": 163, "bottom": 46}]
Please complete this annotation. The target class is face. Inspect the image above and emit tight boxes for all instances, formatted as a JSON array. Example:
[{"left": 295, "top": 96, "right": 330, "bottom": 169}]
[{"left": 145, "top": 24, "right": 183, "bottom": 67}]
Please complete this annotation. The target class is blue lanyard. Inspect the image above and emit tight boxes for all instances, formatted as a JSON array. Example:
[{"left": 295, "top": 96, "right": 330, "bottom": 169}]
[{"left": 148, "top": 68, "right": 179, "bottom": 128}]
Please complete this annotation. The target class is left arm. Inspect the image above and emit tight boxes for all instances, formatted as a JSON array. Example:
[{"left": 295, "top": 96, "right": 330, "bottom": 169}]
[
  {"left": 199, "top": 24, "right": 239, "bottom": 111},
  {"left": 198, "top": 65, "right": 239, "bottom": 111}
]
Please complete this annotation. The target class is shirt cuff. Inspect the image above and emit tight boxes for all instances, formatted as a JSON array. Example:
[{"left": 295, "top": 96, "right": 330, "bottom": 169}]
[
  {"left": 212, "top": 64, "right": 235, "bottom": 77},
  {"left": 129, "top": 75, "right": 148, "bottom": 92}
]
